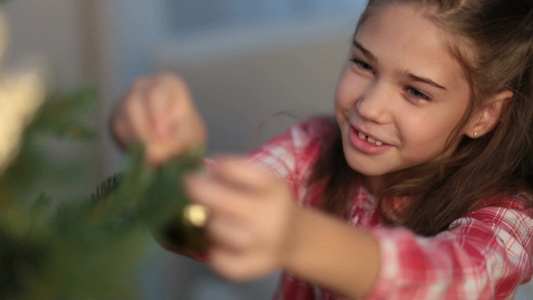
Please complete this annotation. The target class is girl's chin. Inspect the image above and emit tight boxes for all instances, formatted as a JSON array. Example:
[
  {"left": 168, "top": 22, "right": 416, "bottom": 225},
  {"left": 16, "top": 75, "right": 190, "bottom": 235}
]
[
  {"left": 344, "top": 153, "right": 388, "bottom": 177},
  {"left": 342, "top": 144, "right": 404, "bottom": 177}
]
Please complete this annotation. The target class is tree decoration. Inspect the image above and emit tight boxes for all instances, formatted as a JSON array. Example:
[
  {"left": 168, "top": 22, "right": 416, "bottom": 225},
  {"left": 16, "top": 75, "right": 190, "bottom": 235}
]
[
  {"left": 0, "top": 89, "right": 208, "bottom": 299},
  {"left": 0, "top": 92, "right": 208, "bottom": 300},
  {"left": 0, "top": 3, "right": 208, "bottom": 299}
]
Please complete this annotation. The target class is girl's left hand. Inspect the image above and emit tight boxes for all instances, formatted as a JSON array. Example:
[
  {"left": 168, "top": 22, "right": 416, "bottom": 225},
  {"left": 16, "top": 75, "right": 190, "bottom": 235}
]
[{"left": 184, "top": 157, "right": 299, "bottom": 281}]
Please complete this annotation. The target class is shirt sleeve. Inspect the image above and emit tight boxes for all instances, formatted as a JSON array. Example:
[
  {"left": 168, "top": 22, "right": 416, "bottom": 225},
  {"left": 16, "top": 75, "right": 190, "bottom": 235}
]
[
  {"left": 245, "top": 117, "right": 335, "bottom": 203},
  {"left": 182, "top": 117, "right": 334, "bottom": 262},
  {"left": 365, "top": 205, "right": 533, "bottom": 299}
]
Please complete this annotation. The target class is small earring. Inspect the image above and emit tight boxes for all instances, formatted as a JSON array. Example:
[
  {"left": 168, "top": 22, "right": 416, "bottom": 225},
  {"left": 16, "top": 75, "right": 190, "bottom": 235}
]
[{"left": 473, "top": 132, "right": 478, "bottom": 137}]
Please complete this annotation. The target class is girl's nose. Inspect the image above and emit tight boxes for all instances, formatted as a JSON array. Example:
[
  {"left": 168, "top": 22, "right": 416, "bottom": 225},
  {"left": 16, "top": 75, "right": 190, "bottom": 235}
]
[{"left": 355, "top": 81, "right": 392, "bottom": 124}]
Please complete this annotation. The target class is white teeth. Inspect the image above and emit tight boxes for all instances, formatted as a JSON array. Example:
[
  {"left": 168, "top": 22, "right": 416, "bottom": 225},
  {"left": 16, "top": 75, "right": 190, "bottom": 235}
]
[
  {"left": 367, "top": 137, "right": 384, "bottom": 146},
  {"left": 357, "top": 131, "right": 384, "bottom": 146},
  {"left": 357, "top": 132, "right": 383, "bottom": 146}
]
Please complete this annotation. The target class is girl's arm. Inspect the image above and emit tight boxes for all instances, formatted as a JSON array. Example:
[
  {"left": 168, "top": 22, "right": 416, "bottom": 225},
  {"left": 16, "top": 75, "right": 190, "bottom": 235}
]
[
  {"left": 185, "top": 158, "right": 381, "bottom": 299},
  {"left": 179, "top": 117, "right": 532, "bottom": 298},
  {"left": 283, "top": 205, "right": 381, "bottom": 298},
  {"left": 364, "top": 205, "right": 533, "bottom": 299},
  {"left": 187, "top": 163, "right": 533, "bottom": 299}
]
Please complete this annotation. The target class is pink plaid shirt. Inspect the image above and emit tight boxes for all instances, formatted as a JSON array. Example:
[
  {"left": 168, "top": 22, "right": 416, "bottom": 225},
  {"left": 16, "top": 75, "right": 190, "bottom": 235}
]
[{"left": 246, "top": 117, "right": 533, "bottom": 300}]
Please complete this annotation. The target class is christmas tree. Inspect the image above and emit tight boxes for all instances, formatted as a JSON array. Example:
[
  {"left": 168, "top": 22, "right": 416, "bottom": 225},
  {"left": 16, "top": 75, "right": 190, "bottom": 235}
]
[{"left": 0, "top": 4, "right": 208, "bottom": 299}]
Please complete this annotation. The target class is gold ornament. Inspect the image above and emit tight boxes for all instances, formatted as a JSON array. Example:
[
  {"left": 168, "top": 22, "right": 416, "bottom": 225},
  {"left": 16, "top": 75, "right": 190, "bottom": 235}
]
[{"left": 183, "top": 203, "right": 208, "bottom": 227}]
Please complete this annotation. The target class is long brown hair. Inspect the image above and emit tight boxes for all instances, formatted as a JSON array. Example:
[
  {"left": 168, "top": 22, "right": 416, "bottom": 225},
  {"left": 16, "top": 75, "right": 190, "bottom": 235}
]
[{"left": 310, "top": 0, "right": 533, "bottom": 236}]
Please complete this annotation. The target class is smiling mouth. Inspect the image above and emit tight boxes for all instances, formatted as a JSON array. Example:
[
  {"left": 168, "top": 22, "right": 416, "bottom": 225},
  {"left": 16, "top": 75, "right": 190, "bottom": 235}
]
[{"left": 357, "top": 131, "right": 384, "bottom": 146}]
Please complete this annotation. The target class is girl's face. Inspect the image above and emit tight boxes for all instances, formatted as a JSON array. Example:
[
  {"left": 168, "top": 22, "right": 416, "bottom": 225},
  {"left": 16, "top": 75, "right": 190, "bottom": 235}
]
[{"left": 335, "top": 4, "right": 472, "bottom": 192}]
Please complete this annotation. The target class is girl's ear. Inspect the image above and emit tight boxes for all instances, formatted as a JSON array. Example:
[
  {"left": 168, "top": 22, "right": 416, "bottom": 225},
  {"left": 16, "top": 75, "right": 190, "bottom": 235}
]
[{"left": 466, "top": 89, "right": 513, "bottom": 138}]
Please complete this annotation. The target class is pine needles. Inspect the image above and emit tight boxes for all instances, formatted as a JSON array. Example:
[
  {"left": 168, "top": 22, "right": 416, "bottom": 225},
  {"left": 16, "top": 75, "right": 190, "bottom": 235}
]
[{"left": 0, "top": 87, "right": 207, "bottom": 300}]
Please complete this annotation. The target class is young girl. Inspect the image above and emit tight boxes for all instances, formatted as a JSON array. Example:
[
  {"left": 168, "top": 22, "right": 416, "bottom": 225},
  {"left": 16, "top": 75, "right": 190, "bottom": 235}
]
[{"left": 111, "top": 0, "right": 533, "bottom": 298}]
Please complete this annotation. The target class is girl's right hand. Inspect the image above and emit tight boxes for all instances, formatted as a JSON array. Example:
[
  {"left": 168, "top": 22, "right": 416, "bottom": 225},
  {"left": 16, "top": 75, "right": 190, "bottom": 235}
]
[{"left": 110, "top": 72, "right": 207, "bottom": 165}]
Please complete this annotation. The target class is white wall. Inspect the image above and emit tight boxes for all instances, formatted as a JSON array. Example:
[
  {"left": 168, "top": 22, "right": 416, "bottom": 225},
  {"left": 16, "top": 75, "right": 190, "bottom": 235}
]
[
  {"left": 1, "top": 0, "right": 103, "bottom": 201},
  {"left": 3, "top": 0, "right": 84, "bottom": 87},
  {"left": 153, "top": 14, "right": 358, "bottom": 153}
]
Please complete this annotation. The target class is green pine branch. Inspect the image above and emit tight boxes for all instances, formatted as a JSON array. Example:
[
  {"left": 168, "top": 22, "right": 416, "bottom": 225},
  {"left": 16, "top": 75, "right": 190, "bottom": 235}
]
[{"left": 0, "top": 86, "right": 208, "bottom": 300}]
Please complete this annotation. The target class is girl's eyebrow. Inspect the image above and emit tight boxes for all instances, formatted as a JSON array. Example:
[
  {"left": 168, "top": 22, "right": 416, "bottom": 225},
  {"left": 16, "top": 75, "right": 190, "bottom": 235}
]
[
  {"left": 402, "top": 72, "right": 448, "bottom": 91},
  {"left": 353, "top": 39, "right": 378, "bottom": 63},
  {"left": 354, "top": 39, "right": 448, "bottom": 91}
]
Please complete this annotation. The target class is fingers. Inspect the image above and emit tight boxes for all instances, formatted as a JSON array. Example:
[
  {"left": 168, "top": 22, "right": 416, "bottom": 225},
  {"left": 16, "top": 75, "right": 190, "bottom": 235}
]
[
  {"left": 110, "top": 77, "right": 149, "bottom": 148},
  {"left": 111, "top": 77, "right": 152, "bottom": 146},
  {"left": 145, "top": 73, "right": 192, "bottom": 139},
  {"left": 185, "top": 170, "right": 257, "bottom": 219},
  {"left": 126, "top": 78, "right": 153, "bottom": 142},
  {"left": 110, "top": 110, "right": 133, "bottom": 149},
  {"left": 208, "top": 157, "right": 276, "bottom": 193},
  {"left": 184, "top": 158, "right": 295, "bottom": 281},
  {"left": 144, "top": 80, "right": 173, "bottom": 139},
  {"left": 208, "top": 214, "right": 254, "bottom": 251},
  {"left": 184, "top": 161, "right": 264, "bottom": 248},
  {"left": 109, "top": 72, "right": 206, "bottom": 164},
  {"left": 209, "top": 246, "right": 275, "bottom": 282}
]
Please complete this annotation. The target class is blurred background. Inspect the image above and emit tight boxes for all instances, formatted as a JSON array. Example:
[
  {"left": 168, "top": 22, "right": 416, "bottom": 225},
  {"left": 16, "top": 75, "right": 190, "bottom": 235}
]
[
  {"left": 3, "top": 0, "right": 531, "bottom": 299},
  {"left": 2, "top": 0, "right": 364, "bottom": 299}
]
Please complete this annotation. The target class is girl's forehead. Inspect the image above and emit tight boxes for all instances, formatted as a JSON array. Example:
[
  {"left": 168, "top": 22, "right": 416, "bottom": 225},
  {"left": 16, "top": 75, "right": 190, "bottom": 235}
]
[
  {"left": 356, "top": 4, "right": 467, "bottom": 90},
  {"left": 358, "top": 4, "right": 446, "bottom": 54}
]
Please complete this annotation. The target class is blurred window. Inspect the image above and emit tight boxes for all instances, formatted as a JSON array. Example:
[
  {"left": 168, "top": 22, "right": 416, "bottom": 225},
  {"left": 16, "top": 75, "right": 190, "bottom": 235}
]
[{"left": 166, "top": 0, "right": 363, "bottom": 33}]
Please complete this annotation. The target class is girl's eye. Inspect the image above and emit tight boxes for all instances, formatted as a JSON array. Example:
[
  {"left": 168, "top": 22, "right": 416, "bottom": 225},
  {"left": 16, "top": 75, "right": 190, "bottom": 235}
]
[
  {"left": 350, "top": 58, "right": 375, "bottom": 74},
  {"left": 406, "top": 87, "right": 431, "bottom": 101}
]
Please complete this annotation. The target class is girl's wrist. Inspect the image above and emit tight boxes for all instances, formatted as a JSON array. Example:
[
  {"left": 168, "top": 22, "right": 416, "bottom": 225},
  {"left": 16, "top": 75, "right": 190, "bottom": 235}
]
[
  {"left": 281, "top": 206, "right": 338, "bottom": 276},
  {"left": 281, "top": 206, "right": 381, "bottom": 298},
  {"left": 280, "top": 204, "right": 307, "bottom": 271}
]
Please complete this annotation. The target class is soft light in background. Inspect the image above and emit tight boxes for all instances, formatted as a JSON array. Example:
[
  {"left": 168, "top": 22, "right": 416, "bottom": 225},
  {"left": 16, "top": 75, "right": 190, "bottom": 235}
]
[
  {"left": 3, "top": 0, "right": 531, "bottom": 299},
  {"left": 3, "top": 1, "right": 363, "bottom": 298}
]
